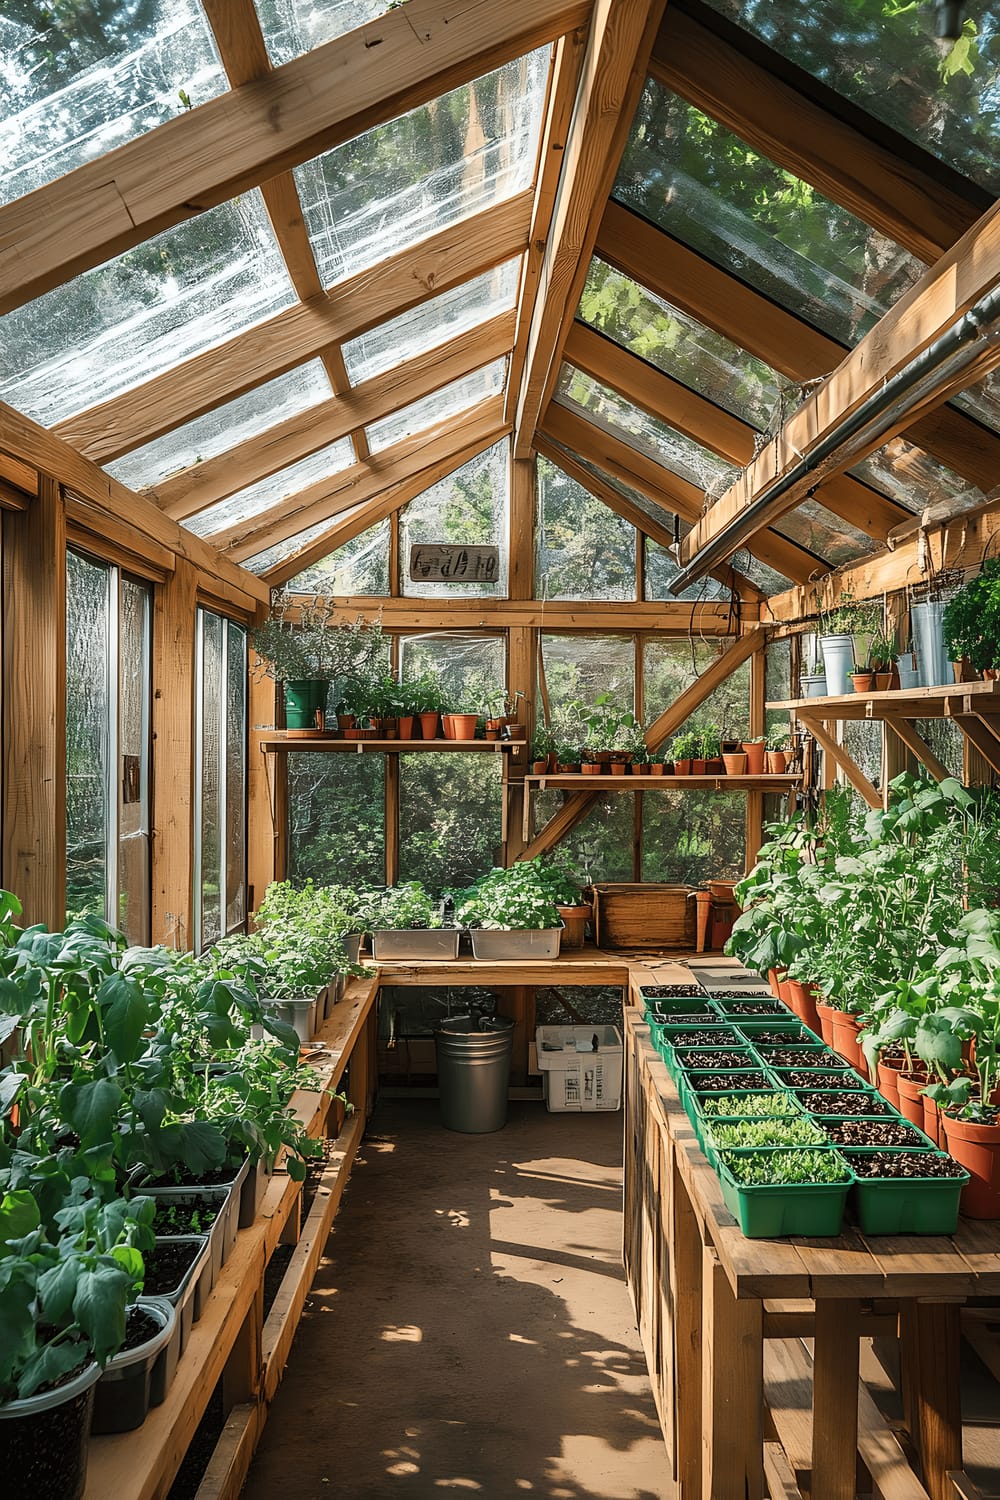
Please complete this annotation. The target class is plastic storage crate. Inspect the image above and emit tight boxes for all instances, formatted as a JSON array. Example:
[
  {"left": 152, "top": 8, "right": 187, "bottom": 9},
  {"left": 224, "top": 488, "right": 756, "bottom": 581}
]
[{"left": 535, "top": 1025, "right": 623, "bottom": 1112}]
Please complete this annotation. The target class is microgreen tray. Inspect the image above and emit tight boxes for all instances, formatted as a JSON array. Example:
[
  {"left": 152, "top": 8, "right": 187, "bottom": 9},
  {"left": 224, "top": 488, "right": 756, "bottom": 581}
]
[{"left": 717, "top": 1149, "right": 852, "bottom": 1238}]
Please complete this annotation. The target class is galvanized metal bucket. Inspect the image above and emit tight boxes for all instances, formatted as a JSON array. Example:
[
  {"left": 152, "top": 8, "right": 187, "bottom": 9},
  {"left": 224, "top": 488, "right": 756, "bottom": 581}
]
[{"left": 434, "top": 1014, "right": 515, "bottom": 1133}]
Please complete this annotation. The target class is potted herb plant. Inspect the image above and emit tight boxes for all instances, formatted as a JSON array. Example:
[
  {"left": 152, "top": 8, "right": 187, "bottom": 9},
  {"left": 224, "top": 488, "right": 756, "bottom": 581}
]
[
  {"left": 536, "top": 859, "right": 591, "bottom": 949},
  {"left": 765, "top": 726, "right": 791, "bottom": 773},
  {"left": 943, "top": 559, "right": 1000, "bottom": 681},
  {"left": 670, "top": 729, "right": 700, "bottom": 776},
  {"left": 406, "top": 673, "right": 447, "bottom": 740},
  {"left": 252, "top": 599, "right": 384, "bottom": 735},
  {"left": 366, "top": 881, "right": 458, "bottom": 960},
  {"left": 455, "top": 860, "right": 564, "bottom": 960}
]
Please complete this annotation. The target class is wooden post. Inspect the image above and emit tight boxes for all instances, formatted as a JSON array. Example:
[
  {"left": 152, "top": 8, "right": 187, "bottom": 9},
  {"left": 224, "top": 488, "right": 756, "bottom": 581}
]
[
  {"left": 222, "top": 1283, "right": 263, "bottom": 1409},
  {"left": 701, "top": 1244, "right": 764, "bottom": 1500},
  {"left": 901, "top": 1300, "right": 963, "bottom": 1500},
  {"left": 248, "top": 665, "right": 279, "bottom": 916},
  {"left": 151, "top": 559, "right": 198, "bottom": 948},
  {"left": 672, "top": 1154, "right": 703, "bottom": 1497},
  {"left": 745, "top": 644, "right": 766, "bottom": 873},
  {"left": 506, "top": 454, "right": 537, "bottom": 861},
  {"left": 812, "top": 1298, "right": 860, "bottom": 1500},
  {"left": 2, "top": 477, "right": 67, "bottom": 928},
  {"left": 508, "top": 984, "right": 533, "bottom": 1087}
]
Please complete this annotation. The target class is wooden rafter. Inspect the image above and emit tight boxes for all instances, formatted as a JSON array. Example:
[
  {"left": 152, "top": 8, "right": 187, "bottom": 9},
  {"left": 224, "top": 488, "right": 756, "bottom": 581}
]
[
  {"left": 542, "top": 402, "right": 820, "bottom": 583},
  {"left": 0, "top": 0, "right": 590, "bottom": 316},
  {"left": 0, "top": 400, "right": 267, "bottom": 604},
  {"left": 54, "top": 194, "right": 533, "bottom": 464},
  {"left": 275, "top": 597, "right": 749, "bottom": 629},
  {"left": 652, "top": 3, "right": 987, "bottom": 265},
  {"left": 595, "top": 201, "right": 1000, "bottom": 491},
  {"left": 224, "top": 399, "right": 508, "bottom": 561},
  {"left": 513, "top": 0, "right": 667, "bottom": 458},
  {"left": 564, "top": 321, "right": 906, "bottom": 541},
  {"left": 533, "top": 432, "right": 763, "bottom": 601},
  {"left": 155, "top": 313, "right": 514, "bottom": 520},
  {"left": 679, "top": 195, "right": 1000, "bottom": 579}
]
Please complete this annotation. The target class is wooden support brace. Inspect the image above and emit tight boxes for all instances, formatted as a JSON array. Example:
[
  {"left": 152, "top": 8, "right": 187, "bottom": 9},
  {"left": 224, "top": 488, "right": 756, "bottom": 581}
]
[
  {"left": 812, "top": 1298, "right": 861, "bottom": 1500},
  {"left": 885, "top": 718, "right": 951, "bottom": 784},
  {"left": 798, "top": 713, "right": 882, "bottom": 808},
  {"left": 953, "top": 714, "right": 1000, "bottom": 778}
]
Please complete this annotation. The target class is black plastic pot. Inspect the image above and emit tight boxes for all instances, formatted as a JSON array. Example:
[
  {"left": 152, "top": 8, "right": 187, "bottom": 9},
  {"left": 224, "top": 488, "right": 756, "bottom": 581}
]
[
  {"left": 92, "top": 1299, "right": 176, "bottom": 1434},
  {"left": 0, "top": 1358, "right": 101, "bottom": 1500}
]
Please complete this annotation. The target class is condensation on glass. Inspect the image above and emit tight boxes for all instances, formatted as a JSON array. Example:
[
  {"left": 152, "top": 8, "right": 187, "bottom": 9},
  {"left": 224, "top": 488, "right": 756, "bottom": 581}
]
[
  {"left": 195, "top": 610, "right": 247, "bottom": 952},
  {"left": 401, "top": 438, "right": 509, "bottom": 598},
  {"left": 185, "top": 435, "right": 356, "bottom": 539},
  {"left": 257, "top": 0, "right": 391, "bottom": 66}
]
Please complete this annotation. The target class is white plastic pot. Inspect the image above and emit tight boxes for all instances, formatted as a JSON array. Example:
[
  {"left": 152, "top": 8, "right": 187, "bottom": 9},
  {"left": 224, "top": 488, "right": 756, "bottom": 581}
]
[
  {"left": 469, "top": 927, "right": 563, "bottom": 960},
  {"left": 800, "top": 672, "right": 827, "bottom": 698}
]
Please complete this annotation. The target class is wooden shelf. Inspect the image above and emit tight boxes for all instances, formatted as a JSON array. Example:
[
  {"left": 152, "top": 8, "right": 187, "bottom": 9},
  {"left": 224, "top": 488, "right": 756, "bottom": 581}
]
[
  {"left": 259, "top": 735, "right": 526, "bottom": 754},
  {"left": 769, "top": 678, "right": 1000, "bottom": 721},
  {"left": 525, "top": 773, "right": 801, "bottom": 790}
]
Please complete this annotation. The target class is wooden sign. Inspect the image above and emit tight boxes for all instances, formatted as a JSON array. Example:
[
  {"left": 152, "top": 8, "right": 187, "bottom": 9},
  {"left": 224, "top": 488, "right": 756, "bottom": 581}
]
[{"left": 408, "top": 544, "right": 500, "bottom": 583}]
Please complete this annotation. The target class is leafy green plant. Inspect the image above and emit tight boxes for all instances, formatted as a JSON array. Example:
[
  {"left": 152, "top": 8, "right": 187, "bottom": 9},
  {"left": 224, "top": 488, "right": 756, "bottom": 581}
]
[
  {"left": 251, "top": 599, "right": 384, "bottom": 685},
  {"left": 454, "top": 860, "right": 562, "bottom": 930},
  {"left": 365, "top": 882, "right": 443, "bottom": 931},
  {"left": 698, "top": 1091, "right": 801, "bottom": 1118},
  {"left": 708, "top": 1118, "right": 826, "bottom": 1148},
  {"left": 720, "top": 1149, "right": 849, "bottom": 1185},
  {"left": 671, "top": 729, "right": 702, "bottom": 762},
  {"left": 566, "top": 694, "right": 641, "bottom": 755},
  {"left": 943, "top": 559, "right": 1000, "bottom": 672}
]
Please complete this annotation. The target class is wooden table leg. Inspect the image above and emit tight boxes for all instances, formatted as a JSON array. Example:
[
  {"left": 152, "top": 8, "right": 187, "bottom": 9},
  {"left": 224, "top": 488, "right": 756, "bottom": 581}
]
[
  {"left": 812, "top": 1298, "right": 860, "bottom": 1500},
  {"left": 672, "top": 1155, "right": 702, "bottom": 1497},
  {"left": 701, "top": 1243, "right": 764, "bottom": 1500},
  {"left": 900, "top": 1300, "right": 963, "bottom": 1500}
]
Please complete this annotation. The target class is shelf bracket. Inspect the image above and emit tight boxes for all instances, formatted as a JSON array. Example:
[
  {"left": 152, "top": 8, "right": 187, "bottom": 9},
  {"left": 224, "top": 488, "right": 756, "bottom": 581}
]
[
  {"left": 883, "top": 717, "right": 951, "bottom": 784},
  {"left": 797, "top": 712, "right": 881, "bottom": 809},
  {"left": 953, "top": 713, "right": 1000, "bottom": 778}
]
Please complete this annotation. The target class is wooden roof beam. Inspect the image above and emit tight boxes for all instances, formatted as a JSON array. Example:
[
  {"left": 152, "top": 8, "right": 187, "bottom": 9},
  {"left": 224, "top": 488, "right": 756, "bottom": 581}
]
[
  {"left": 54, "top": 193, "right": 533, "bottom": 464},
  {"left": 513, "top": 0, "right": 667, "bottom": 458},
  {"left": 652, "top": 3, "right": 986, "bottom": 264},
  {"left": 542, "top": 401, "right": 820, "bottom": 584},
  {"left": 564, "top": 320, "right": 906, "bottom": 540},
  {"left": 155, "top": 311, "right": 515, "bottom": 519},
  {"left": 595, "top": 201, "right": 1000, "bottom": 492},
  {"left": 678, "top": 196, "right": 1000, "bottom": 584},
  {"left": 0, "top": 400, "right": 268, "bottom": 604},
  {"left": 224, "top": 399, "right": 509, "bottom": 560},
  {"left": 276, "top": 596, "right": 751, "bottom": 629},
  {"left": 0, "top": 0, "right": 590, "bottom": 316}
]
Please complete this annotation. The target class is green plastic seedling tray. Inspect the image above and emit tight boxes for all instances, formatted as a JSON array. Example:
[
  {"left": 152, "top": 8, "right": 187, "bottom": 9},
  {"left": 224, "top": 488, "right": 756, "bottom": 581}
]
[
  {"left": 653, "top": 1022, "right": 740, "bottom": 1077},
  {"left": 673, "top": 1046, "right": 757, "bottom": 1073},
  {"left": 681, "top": 1068, "right": 772, "bottom": 1112},
  {"left": 840, "top": 1148, "right": 969, "bottom": 1235},
  {"left": 714, "top": 997, "right": 791, "bottom": 1016},
  {"left": 734, "top": 1018, "right": 808, "bottom": 1043},
  {"left": 766, "top": 1066, "right": 866, "bottom": 1091},
  {"left": 701, "top": 1117, "right": 826, "bottom": 1170},
  {"left": 694, "top": 1089, "right": 805, "bottom": 1121},
  {"left": 717, "top": 1149, "right": 852, "bottom": 1238},
  {"left": 794, "top": 1087, "right": 898, "bottom": 1120},
  {"left": 752, "top": 1040, "right": 836, "bottom": 1063},
  {"left": 644, "top": 998, "right": 721, "bottom": 1023}
]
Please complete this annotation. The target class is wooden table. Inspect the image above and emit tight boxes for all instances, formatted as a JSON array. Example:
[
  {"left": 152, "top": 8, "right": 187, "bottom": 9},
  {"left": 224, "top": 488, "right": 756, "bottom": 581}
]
[{"left": 623, "top": 1008, "right": 1000, "bottom": 1500}]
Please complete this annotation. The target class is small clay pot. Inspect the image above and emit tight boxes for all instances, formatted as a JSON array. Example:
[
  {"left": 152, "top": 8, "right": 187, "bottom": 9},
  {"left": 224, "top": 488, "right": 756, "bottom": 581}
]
[{"left": 852, "top": 672, "right": 874, "bottom": 693}]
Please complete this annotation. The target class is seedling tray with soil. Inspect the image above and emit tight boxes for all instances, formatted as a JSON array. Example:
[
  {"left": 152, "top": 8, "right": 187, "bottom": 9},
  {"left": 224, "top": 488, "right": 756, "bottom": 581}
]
[
  {"left": 151, "top": 1199, "right": 221, "bottom": 1237},
  {"left": 660, "top": 1027, "right": 740, "bottom": 1048},
  {"left": 772, "top": 1068, "right": 864, "bottom": 1090},
  {"left": 675, "top": 1048, "right": 756, "bottom": 1070},
  {"left": 754, "top": 1045, "right": 839, "bottom": 1069},
  {"left": 697, "top": 1090, "right": 804, "bottom": 1119},
  {"left": 717, "top": 1147, "right": 852, "bottom": 1237},
  {"left": 706, "top": 987, "right": 772, "bottom": 999},
  {"left": 640, "top": 986, "right": 708, "bottom": 999},
  {"left": 825, "top": 1119, "right": 931, "bottom": 1148},
  {"left": 686, "top": 1070, "right": 770, "bottom": 1092},
  {"left": 796, "top": 1089, "right": 894, "bottom": 1117},
  {"left": 715, "top": 999, "right": 789, "bottom": 1015},
  {"left": 646, "top": 1005, "right": 720, "bottom": 1026},
  {"left": 840, "top": 1148, "right": 969, "bottom": 1234},
  {"left": 706, "top": 1117, "right": 826, "bottom": 1151},
  {"left": 141, "top": 1235, "right": 210, "bottom": 1352},
  {"left": 734, "top": 1022, "right": 807, "bottom": 1043}
]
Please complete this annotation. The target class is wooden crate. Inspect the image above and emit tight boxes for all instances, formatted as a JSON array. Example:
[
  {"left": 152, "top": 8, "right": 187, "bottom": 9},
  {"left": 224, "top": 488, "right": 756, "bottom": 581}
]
[{"left": 589, "top": 884, "right": 696, "bottom": 950}]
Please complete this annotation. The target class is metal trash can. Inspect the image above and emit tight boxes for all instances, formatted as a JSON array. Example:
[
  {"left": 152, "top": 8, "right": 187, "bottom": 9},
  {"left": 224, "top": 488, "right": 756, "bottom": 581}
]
[{"left": 434, "top": 1014, "right": 515, "bottom": 1133}]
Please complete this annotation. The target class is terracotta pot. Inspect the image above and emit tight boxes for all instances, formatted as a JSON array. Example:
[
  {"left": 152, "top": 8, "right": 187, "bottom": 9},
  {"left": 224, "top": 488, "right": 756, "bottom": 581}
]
[
  {"left": 610, "top": 762, "right": 626, "bottom": 776},
  {"left": 650, "top": 764, "right": 665, "bottom": 776},
  {"left": 397, "top": 715, "right": 415, "bottom": 740},
  {"left": 922, "top": 1090, "right": 943, "bottom": 1147},
  {"left": 631, "top": 763, "right": 652, "bottom": 776},
  {"left": 692, "top": 758, "right": 708, "bottom": 775},
  {"left": 485, "top": 729, "right": 500, "bottom": 741},
  {"left": 557, "top": 903, "right": 591, "bottom": 950},
  {"left": 786, "top": 979, "right": 821, "bottom": 1033},
  {"left": 722, "top": 751, "right": 747, "bottom": 775},
  {"left": 814, "top": 1000, "right": 839, "bottom": 1048},
  {"left": 767, "top": 966, "right": 786, "bottom": 1000},
  {"left": 505, "top": 723, "right": 525, "bottom": 742},
  {"left": 942, "top": 1111, "right": 1000, "bottom": 1218},
  {"left": 557, "top": 763, "right": 580, "bottom": 774},
  {"left": 674, "top": 759, "right": 692, "bottom": 776},
  {"left": 742, "top": 741, "right": 766, "bottom": 774},
  {"left": 830, "top": 1011, "right": 868, "bottom": 1078},
  {"left": 766, "top": 750, "right": 789, "bottom": 773},
  {"left": 485, "top": 718, "right": 503, "bottom": 736},
  {"left": 897, "top": 1069, "right": 929, "bottom": 1129},
  {"left": 874, "top": 672, "right": 892, "bottom": 691},
  {"left": 706, "top": 757, "right": 725, "bottom": 774},
  {"left": 418, "top": 711, "right": 440, "bottom": 740},
  {"left": 440, "top": 713, "right": 456, "bottom": 740},
  {"left": 777, "top": 976, "right": 795, "bottom": 1007},
  {"left": 877, "top": 1059, "right": 902, "bottom": 1110},
  {"left": 852, "top": 673, "right": 874, "bottom": 692},
  {"left": 581, "top": 763, "right": 602, "bottom": 776},
  {"left": 450, "top": 713, "right": 478, "bottom": 741},
  {"left": 985, "top": 668, "right": 999, "bottom": 682},
  {"left": 531, "top": 760, "right": 548, "bottom": 775},
  {"left": 337, "top": 714, "right": 355, "bottom": 733}
]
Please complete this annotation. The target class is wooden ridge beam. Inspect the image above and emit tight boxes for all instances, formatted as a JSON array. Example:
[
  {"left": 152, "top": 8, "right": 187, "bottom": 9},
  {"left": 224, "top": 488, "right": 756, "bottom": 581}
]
[
  {"left": 514, "top": 0, "right": 668, "bottom": 458},
  {"left": 595, "top": 201, "right": 1000, "bottom": 493},
  {"left": 533, "top": 431, "right": 763, "bottom": 601},
  {"left": 54, "top": 193, "right": 533, "bottom": 464},
  {"left": 0, "top": 401, "right": 268, "bottom": 604},
  {"left": 679, "top": 195, "right": 1000, "bottom": 580},
  {"left": 0, "top": 0, "right": 589, "bottom": 316},
  {"left": 542, "top": 402, "right": 819, "bottom": 583},
  {"left": 652, "top": 4, "right": 985, "bottom": 264},
  {"left": 221, "top": 400, "right": 507, "bottom": 560},
  {"left": 565, "top": 321, "right": 906, "bottom": 540},
  {"left": 155, "top": 312, "right": 515, "bottom": 519}
]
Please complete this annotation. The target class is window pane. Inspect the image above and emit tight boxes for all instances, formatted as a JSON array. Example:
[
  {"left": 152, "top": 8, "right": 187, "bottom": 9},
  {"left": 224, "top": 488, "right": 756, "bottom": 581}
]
[
  {"left": 843, "top": 719, "right": 883, "bottom": 796},
  {"left": 198, "top": 611, "right": 224, "bottom": 950},
  {"left": 287, "top": 518, "right": 391, "bottom": 595},
  {"left": 704, "top": 0, "right": 1000, "bottom": 197},
  {"left": 851, "top": 436, "right": 985, "bottom": 517},
  {"left": 0, "top": 193, "right": 296, "bottom": 427},
  {"left": 108, "top": 361, "right": 334, "bottom": 490},
  {"left": 532, "top": 792, "right": 634, "bottom": 883},
  {"left": 400, "top": 755, "right": 501, "bottom": 894},
  {"left": 242, "top": 516, "right": 348, "bottom": 577},
  {"left": 0, "top": 0, "right": 225, "bottom": 206},
  {"left": 257, "top": 0, "right": 390, "bottom": 66},
  {"left": 66, "top": 552, "right": 110, "bottom": 921},
  {"left": 765, "top": 638, "right": 792, "bottom": 741},
  {"left": 400, "top": 633, "right": 505, "bottom": 708},
  {"left": 343, "top": 259, "right": 521, "bottom": 384},
  {"left": 644, "top": 638, "right": 751, "bottom": 743},
  {"left": 366, "top": 359, "right": 506, "bottom": 453},
  {"left": 536, "top": 453, "right": 635, "bottom": 600},
  {"left": 541, "top": 635, "right": 636, "bottom": 719},
  {"left": 769, "top": 496, "right": 875, "bottom": 568},
  {"left": 288, "top": 753, "right": 386, "bottom": 887},
  {"left": 118, "top": 576, "right": 151, "bottom": 945},
  {"left": 615, "top": 83, "right": 923, "bottom": 349},
  {"left": 645, "top": 539, "right": 740, "bottom": 601},
  {"left": 186, "top": 435, "right": 356, "bottom": 538},
  {"left": 914, "top": 719, "right": 964, "bottom": 780},
  {"left": 294, "top": 51, "right": 549, "bottom": 285},
  {"left": 642, "top": 792, "right": 745, "bottom": 882},
  {"left": 226, "top": 623, "right": 247, "bottom": 935},
  {"left": 401, "top": 440, "right": 509, "bottom": 598}
]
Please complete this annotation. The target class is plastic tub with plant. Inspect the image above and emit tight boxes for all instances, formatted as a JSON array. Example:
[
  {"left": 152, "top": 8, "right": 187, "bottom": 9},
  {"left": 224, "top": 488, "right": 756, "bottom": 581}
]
[{"left": 717, "top": 1148, "right": 852, "bottom": 1237}]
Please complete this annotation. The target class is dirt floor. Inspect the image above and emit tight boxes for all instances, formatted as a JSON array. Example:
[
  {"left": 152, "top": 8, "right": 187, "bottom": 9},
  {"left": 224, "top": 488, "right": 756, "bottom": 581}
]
[{"left": 242, "top": 1099, "right": 668, "bottom": 1500}]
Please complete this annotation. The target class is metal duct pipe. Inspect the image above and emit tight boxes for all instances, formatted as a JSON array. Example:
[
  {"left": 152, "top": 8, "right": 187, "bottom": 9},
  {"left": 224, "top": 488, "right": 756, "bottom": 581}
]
[{"left": 668, "top": 283, "right": 1000, "bottom": 594}]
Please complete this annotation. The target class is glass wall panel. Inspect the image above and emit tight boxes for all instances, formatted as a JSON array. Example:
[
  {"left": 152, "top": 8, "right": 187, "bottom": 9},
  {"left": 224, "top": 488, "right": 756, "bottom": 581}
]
[
  {"left": 536, "top": 454, "right": 635, "bottom": 600},
  {"left": 533, "top": 791, "right": 634, "bottom": 884},
  {"left": 288, "top": 754, "right": 386, "bottom": 887},
  {"left": 844, "top": 719, "right": 883, "bottom": 792},
  {"left": 400, "top": 633, "right": 505, "bottom": 710},
  {"left": 644, "top": 638, "right": 751, "bottom": 743},
  {"left": 642, "top": 792, "right": 745, "bottom": 882},
  {"left": 295, "top": 51, "right": 549, "bottom": 286},
  {"left": 541, "top": 635, "right": 635, "bottom": 720},
  {"left": 242, "top": 517, "right": 345, "bottom": 577},
  {"left": 400, "top": 756, "right": 502, "bottom": 894},
  {"left": 66, "top": 552, "right": 111, "bottom": 921},
  {"left": 1, "top": 1, "right": 225, "bottom": 205},
  {"left": 118, "top": 576, "right": 151, "bottom": 944},
  {"left": 226, "top": 623, "right": 247, "bottom": 934},
  {"left": 769, "top": 497, "right": 875, "bottom": 568},
  {"left": 1, "top": 194, "right": 296, "bottom": 427},
  {"left": 401, "top": 440, "right": 509, "bottom": 599},
  {"left": 915, "top": 719, "right": 965, "bottom": 781},
  {"left": 366, "top": 359, "right": 506, "bottom": 453},
  {"left": 765, "top": 638, "right": 792, "bottom": 741},
  {"left": 195, "top": 610, "right": 247, "bottom": 951},
  {"left": 258, "top": 0, "right": 390, "bottom": 66},
  {"left": 287, "top": 519, "right": 391, "bottom": 595}
]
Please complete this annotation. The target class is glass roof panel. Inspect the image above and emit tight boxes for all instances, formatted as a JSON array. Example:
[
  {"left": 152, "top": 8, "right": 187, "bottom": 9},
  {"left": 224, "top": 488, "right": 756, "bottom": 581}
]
[
  {"left": 0, "top": 192, "right": 297, "bottom": 428},
  {"left": 770, "top": 497, "right": 877, "bottom": 567},
  {"left": 257, "top": 0, "right": 391, "bottom": 66},
  {"left": 185, "top": 436, "right": 355, "bottom": 538},
  {"left": 555, "top": 363, "right": 738, "bottom": 494},
  {"left": 286, "top": 517, "right": 391, "bottom": 595},
  {"left": 852, "top": 436, "right": 987, "bottom": 517},
  {"left": 294, "top": 49, "right": 549, "bottom": 287},
  {"left": 702, "top": 0, "right": 1000, "bottom": 197},
  {"left": 242, "top": 515, "right": 349, "bottom": 576},
  {"left": 108, "top": 360, "right": 334, "bottom": 490},
  {"left": 0, "top": 1, "right": 225, "bottom": 206},
  {"left": 343, "top": 258, "right": 521, "bottom": 384},
  {"left": 366, "top": 359, "right": 506, "bottom": 453},
  {"left": 615, "top": 81, "right": 924, "bottom": 348}
]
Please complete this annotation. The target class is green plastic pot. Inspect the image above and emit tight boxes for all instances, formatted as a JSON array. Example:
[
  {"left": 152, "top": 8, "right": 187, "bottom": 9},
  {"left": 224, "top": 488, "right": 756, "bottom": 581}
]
[
  {"left": 840, "top": 1148, "right": 969, "bottom": 1235},
  {"left": 717, "top": 1149, "right": 852, "bottom": 1238},
  {"left": 283, "top": 678, "right": 329, "bottom": 730}
]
